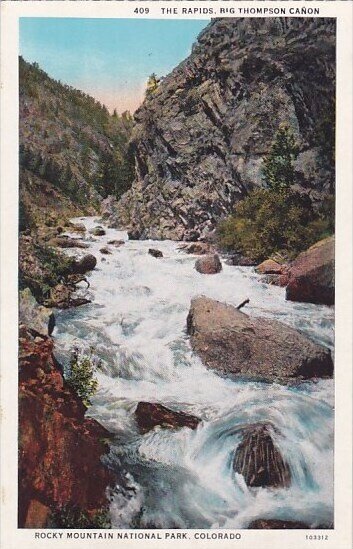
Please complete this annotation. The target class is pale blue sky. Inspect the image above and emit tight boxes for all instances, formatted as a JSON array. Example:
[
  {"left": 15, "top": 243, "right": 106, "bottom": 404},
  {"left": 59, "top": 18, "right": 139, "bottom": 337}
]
[{"left": 20, "top": 18, "right": 209, "bottom": 113}]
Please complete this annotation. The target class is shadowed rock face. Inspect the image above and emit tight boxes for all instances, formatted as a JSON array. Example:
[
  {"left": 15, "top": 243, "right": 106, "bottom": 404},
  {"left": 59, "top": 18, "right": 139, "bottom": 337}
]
[
  {"left": 135, "top": 402, "right": 200, "bottom": 434},
  {"left": 234, "top": 424, "right": 291, "bottom": 488},
  {"left": 187, "top": 296, "right": 333, "bottom": 383},
  {"left": 116, "top": 18, "right": 335, "bottom": 240}
]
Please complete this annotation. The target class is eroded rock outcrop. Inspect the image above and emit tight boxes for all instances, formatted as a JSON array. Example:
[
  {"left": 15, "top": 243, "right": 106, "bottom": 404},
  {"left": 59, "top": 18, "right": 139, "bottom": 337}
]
[
  {"left": 18, "top": 329, "right": 116, "bottom": 528},
  {"left": 187, "top": 296, "right": 333, "bottom": 383},
  {"left": 135, "top": 402, "right": 201, "bottom": 434},
  {"left": 286, "top": 236, "right": 334, "bottom": 305},
  {"left": 116, "top": 18, "right": 335, "bottom": 240},
  {"left": 234, "top": 423, "right": 291, "bottom": 488}
]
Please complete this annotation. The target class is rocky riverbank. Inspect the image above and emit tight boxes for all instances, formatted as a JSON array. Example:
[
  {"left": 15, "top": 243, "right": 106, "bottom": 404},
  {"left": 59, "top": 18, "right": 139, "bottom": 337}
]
[{"left": 18, "top": 224, "right": 118, "bottom": 528}]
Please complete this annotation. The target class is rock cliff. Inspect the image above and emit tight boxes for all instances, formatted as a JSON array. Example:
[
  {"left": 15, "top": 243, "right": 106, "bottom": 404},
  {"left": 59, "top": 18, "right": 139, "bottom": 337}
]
[
  {"left": 18, "top": 327, "right": 116, "bottom": 528},
  {"left": 116, "top": 17, "right": 335, "bottom": 240}
]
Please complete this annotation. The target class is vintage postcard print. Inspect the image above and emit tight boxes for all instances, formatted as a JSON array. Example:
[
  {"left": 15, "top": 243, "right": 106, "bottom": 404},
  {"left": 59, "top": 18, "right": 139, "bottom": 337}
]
[{"left": 0, "top": 1, "right": 352, "bottom": 549}]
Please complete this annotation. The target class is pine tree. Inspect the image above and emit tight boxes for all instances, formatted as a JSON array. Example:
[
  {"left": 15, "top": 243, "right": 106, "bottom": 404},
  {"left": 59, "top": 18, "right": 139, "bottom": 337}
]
[
  {"left": 146, "top": 73, "right": 159, "bottom": 97},
  {"left": 262, "top": 125, "right": 299, "bottom": 193}
]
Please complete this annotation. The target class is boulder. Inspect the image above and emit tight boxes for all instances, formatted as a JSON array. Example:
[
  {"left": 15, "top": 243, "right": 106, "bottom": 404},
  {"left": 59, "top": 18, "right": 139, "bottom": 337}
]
[
  {"left": 286, "top": 237, "right": 334, "bottom": 305},
  {"left": 261, "top": 274, "right": 289, "bottom": 287},
  {"left": 135, "top": 402, "right": 200, "bottom": 434},
  {"left": 19, "top": 288, "right": 55, "bottom": 336},
  {"left": 225, "top": 254, "right": 256, "bottom": 267},
  {"left": 107, "top": 240, "right": 125, "bottom": 247},
  {"left": 256, "top": 259, "right": 285, "bottom": 275},
  {"left": 234, "top": 424, "right": 291, "bottom": 488},
  {"left": 49, "top": 236, "right": 89, "bottom": 249},
  {"left": 70, "top": 223, "right": 86, "bottom": 233},
  {"left": 100, "top": 247, "right": 112, "bottom": 255},
  {"left": 72, "top": 254, "right": 97, "bottom": 274},
  {"left": 89, "top": 227, "right": 106, "bottom": 236},
  {"left": 45, "top": 284, "right": 91, "bottom": 309},
  {"left": 148, "top": 248, "right": 163, "bottom": 258},
  {"left": 187, "top": 296, "right": 333, "bottom": 383},
  {"left": 248, "top": 519, "right": 309, "bottom": 529},
  {"left": 195, "top": 254, "right": 222, "bottom": 274}
]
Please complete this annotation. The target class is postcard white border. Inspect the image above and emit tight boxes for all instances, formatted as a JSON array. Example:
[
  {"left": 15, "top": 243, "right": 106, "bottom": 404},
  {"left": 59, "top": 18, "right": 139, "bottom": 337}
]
[{"left": 1, "top": 2, "right": 352, "bottom": 548}]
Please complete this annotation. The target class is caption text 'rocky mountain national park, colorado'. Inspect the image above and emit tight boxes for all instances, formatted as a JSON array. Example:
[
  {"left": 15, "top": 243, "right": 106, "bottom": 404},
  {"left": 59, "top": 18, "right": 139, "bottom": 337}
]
[{"left": 18, "top": 16, "right": 335, "bottom": 530}]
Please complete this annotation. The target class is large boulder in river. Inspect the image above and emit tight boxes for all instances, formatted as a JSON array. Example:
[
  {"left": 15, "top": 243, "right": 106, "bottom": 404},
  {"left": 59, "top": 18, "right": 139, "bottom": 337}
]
[
  {"left": 195, "top": 254, "right": 222, "bottom": 274},
  {"left": 187, "top": 296, "right": 333, "bottom": 383},
  {"left": 72, "top": 254, "right": 97, "bottom": 274},
  {"left": 135, "top": 402, "right": 200, "bottom": 434},
  {"left": 286, "top": 236, "right": 334, "bottom": 305},
  {"left": 234, "top": 423, "right": 291, "bottom": 488}
]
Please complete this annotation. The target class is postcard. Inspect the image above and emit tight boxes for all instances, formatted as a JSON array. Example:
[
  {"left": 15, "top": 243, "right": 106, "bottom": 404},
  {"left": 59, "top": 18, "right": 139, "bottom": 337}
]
[{"left": 0, "top": 1, "right": 352, "bottom": 549}]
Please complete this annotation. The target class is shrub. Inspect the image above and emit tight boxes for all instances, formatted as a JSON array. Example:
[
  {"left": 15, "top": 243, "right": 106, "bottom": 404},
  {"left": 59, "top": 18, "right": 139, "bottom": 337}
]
[
  {"left": 66, "top": 348, "right": 101, "bottom": 406},
  {"left": 217, "top": 189, "right": 334, "bottom": 262}
]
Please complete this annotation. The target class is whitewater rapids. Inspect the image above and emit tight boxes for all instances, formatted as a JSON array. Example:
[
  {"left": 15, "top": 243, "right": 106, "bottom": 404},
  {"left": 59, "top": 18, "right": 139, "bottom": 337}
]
[{"left": 54, "top": 217, "right": 334, "bottom": 529}]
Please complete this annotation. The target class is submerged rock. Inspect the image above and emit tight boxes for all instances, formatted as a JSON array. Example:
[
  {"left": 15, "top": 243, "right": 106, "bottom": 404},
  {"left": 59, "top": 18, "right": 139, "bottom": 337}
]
[
  {"left": 195, "top": 254, "right": 222, "bottom": 274},
  {"left": 148, "top": 248, "right": 163, "bottom": 258},
  {"left": 286, "top": 236, "right": 334, "bottom": 305},
  {"left": 248, "top": 519, "right": 309, "bottom": 529},
  {"left": 100, "top": 247, "right": 112, "bottom": 255},
  {"left": 135, "top": 402, "right": 201, "bottom": 434},
  {"left": 234, "top": 423, "right": 291, "bottom": 488},
  {"left": 187, "top": 296, "right": 333, "bottom": 383},
  {"left": 108, "top": 239, "right": 125, "bottom": 247}
]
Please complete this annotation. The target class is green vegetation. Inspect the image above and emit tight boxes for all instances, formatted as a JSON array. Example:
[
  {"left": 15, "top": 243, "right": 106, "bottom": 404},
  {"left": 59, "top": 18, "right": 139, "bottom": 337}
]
[
  {"left": 217, "top": 126, "right": 334, "bottom": 261},
  {"left": 50, "top": 505, "right": 111, "bottom": 529},
  {"left": 262, "top": 125, "right": 299, "bottom": 192},
  {"left": 145, "top": 73, "right": 160, "bottom": 97},
  {"left": 66, "top": 348, "right": 101, "bottom": 407}
]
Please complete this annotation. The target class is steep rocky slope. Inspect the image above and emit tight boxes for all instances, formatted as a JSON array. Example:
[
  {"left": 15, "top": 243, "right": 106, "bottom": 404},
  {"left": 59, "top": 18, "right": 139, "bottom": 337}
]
[
  {"left": 116, "top": 17, "right": 335, "bottom": 240},
  {"left": 18, "top": 327, "right": 116, "bottom": 528},
  {"left": 19, "top": 57, "right": 134, "bottom": 229}
]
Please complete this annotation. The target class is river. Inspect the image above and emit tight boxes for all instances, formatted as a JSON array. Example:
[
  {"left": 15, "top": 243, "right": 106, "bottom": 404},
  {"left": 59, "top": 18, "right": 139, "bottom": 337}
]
[{"left": 54, "top": 217, "right": 334, "bottom": 529}]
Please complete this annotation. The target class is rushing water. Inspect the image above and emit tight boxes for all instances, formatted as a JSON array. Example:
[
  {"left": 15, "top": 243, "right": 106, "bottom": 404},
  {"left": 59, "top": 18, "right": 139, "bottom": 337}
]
[{"left": 54, "top": 217, "right": 334, "bottom": 529}]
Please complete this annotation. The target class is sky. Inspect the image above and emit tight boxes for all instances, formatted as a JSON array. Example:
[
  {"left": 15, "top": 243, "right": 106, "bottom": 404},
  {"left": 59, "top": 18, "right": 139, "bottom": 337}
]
[{"left": 20, "top": 18, "right": 209, "bottom": 113}]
